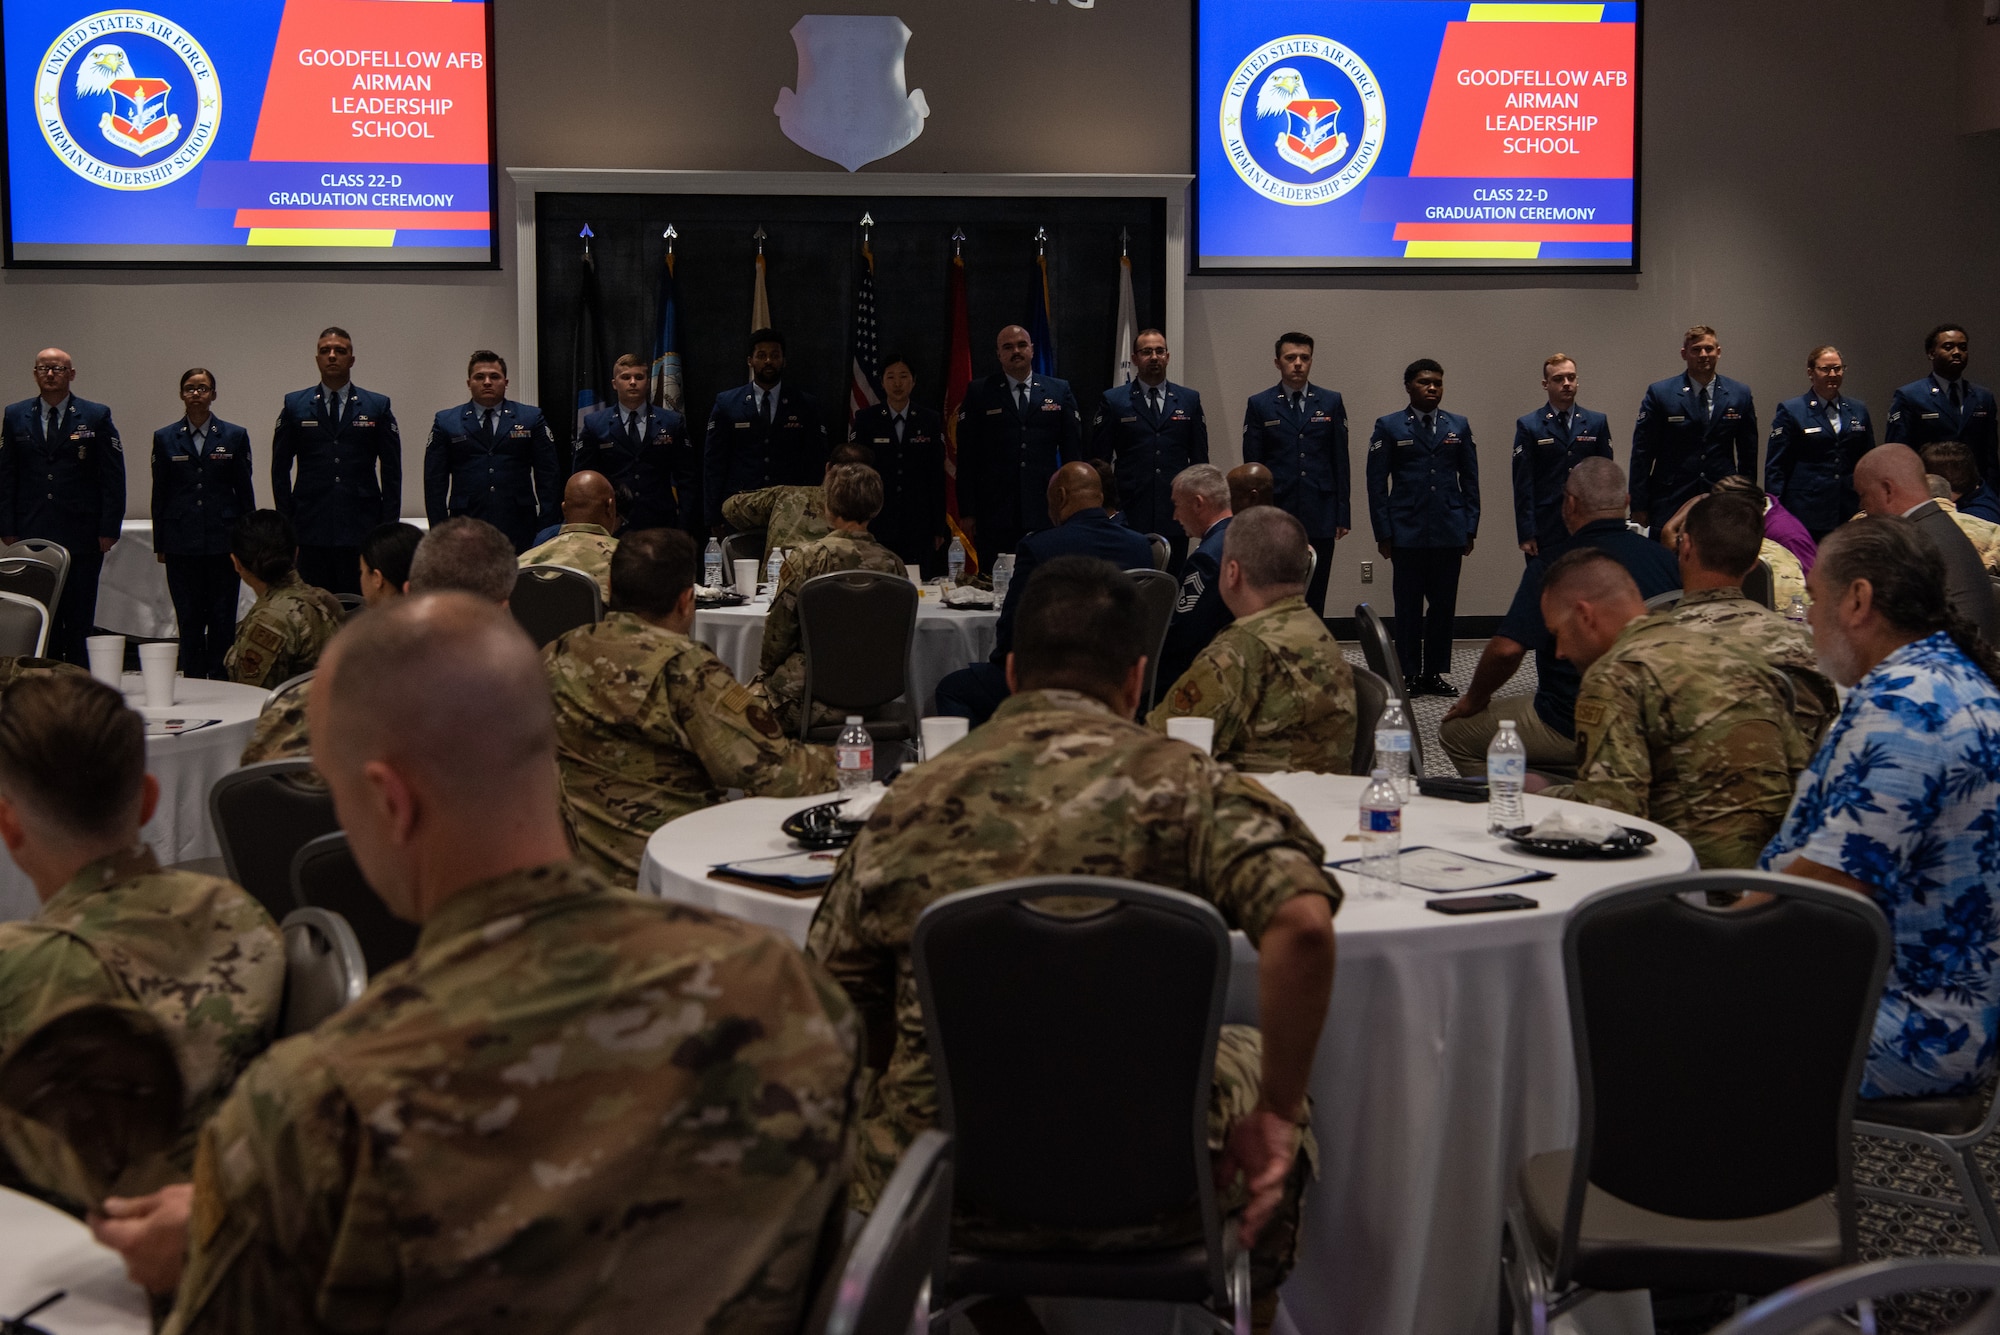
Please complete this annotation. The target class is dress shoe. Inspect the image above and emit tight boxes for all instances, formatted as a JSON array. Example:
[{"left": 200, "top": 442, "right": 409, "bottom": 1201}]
[{"left": 1415, "top": 674, "right": 1459, "bottom": 698}]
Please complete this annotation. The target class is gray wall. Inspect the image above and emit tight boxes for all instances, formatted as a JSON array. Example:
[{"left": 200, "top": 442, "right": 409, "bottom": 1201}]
[{"left": 0, "top": 0, "right": 1991, "bottom": 616}]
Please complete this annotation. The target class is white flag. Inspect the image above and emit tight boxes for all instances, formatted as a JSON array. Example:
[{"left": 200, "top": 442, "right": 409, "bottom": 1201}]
[{"left": 1111, "top": 252, "right": 1136, "bottom": 386}]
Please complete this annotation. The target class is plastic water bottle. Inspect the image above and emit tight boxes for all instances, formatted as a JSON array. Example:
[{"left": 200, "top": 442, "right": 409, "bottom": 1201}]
[
  {"left": 765, "top": 546, "right": 785, "bottom": 590},
  {"left": 991, "top": 553, "right": 1015, "bottom": 606},
  {"left": 1357, "top": 769, "right": 1403, "bottom": 900},
  {"left": 836, "top": 716, "right": 873, "bottom": 793},
  {"left": 1785, "top": 593, "right": 1808, "bottom": 625},
  {"left": 1487, "top": 720, "right": 1527, "bottom": 835},
  {"left": 1375, "top": 697, "right": 1413, "bottom": 800},
  {"left": 704, "top": 537, "right": 723, "bottom": 589},
  {"left": 947, "top": 536, "right": 966, "bottom": 585}
]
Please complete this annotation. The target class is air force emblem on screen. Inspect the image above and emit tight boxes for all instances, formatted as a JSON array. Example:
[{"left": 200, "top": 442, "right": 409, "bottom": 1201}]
[
  {"left": 36, "top": 12, "right": 221, "bottom": 191},
  {"left": 1221, "top": 36, "right": 1385, "bottom": 207}
]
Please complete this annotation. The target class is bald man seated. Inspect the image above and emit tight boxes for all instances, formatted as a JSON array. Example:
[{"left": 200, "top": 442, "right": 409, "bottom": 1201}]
[
  {"left": 934, "top": 461, "right": 1154, "bottom": 726},
  {"left": 1855, "top": 443, "right": 2000, "bottom": 642},
  {"left": 519, "top": 470, "right": 618, "bottom": 602},
  {"left": 1229, "top": 461, "right": 1276, "bottom": 513},
  {"left": 91, "top": 593, "right": 860, "bottom": 1332}
]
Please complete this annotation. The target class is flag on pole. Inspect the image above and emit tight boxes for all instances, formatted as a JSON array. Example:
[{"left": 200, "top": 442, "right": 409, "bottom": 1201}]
[
  {"left": 650, "top": 231, "right": 684, "bottom": 414},
  {"left": 943, "top": 238, "right": 977, "bottom": 575},
  {"left": 1111, "top": 244, "right": 1137, "bottom": 387},
  {"left": 752, "top": 226, "right": 771, "bottom": 331},
  {"left": 848, "top": 229, "right": 881, "bottom": 425},
  {"left": 569, "top": 225, "right": 609, "bottom": 439},
  {"left": 1026, "top": 230, "right": 1056, "bottom": 377}
]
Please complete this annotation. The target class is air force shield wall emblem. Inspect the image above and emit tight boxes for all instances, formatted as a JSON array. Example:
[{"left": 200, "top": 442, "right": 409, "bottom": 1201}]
[
  {"left": 1220, "top": 35, "right": 1385, "bottom": 208},
  {"left": 37, "top": 14, "right": 221, "bottom": 191},
  {"left": 775, "top": 15, "right": 929, "bottom": 172}
]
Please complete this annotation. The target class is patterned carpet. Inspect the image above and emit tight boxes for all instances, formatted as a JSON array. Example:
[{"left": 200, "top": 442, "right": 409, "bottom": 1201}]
[{"left": 1335, "top": 638, "right": 1533, "bottom": 777}]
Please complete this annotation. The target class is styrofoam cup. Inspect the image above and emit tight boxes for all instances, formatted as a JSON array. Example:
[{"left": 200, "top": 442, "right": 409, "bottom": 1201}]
[
  {"left": 920, "top": 716, "right": 970, "bottom": 761},
  {"left": 733, "top": 559, "right": 760, "bottom": 597},
  {"left": 1165, "top": 716, "right": 1216, "bottom": 755},
  {"left": 86, "top": 635, "right": 124, "bottom": 688},
  {"left": 138, "top": 641, "right": 179, "bottom": 708}
]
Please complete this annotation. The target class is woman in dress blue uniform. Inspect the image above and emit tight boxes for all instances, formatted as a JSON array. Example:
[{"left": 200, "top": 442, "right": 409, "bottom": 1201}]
[{"left": 151, "top": 368, "right": 254, "bottom": 679}]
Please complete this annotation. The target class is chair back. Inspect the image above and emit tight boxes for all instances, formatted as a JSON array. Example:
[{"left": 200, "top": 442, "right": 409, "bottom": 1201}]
[
  {"left": 1353, "top": 603, "right": 1424, "bottom": 773},
  {"left": 722, "top": 529, "right": 766, "bottom": 571},
  {"left": 278, "top": 907, "right": 366, "bottom": 1037},
  {"left": 290, "top": 832, "right": 419, "bottom": 976},
  {"left": 1126, "top": 568, "right": 1178, "bottom": 713},
  {"left": 1351, "top": 666, "right": 1390, "bottom": 775},
  {"left": 0, "top": 556, "right": 62, "bottom": 618},
  {"left": 1709, "top": 1256, "right": 2000, "bottom": 1335},
  {"left": 510, "top": 565, "right": 602, "bottom": 648},
  {"left": 209, "top": 758, "right": 339, "bottom": 922},
  {"left": 913, "top": 878, "right": 1229, "bottom": 1279},
  {"left": 1145, "top": 533, "right": 1171, "bottom": 572},
  {"left": 2, "top": 541, "right": 68, "bottom": 613},
  {"left": 1555, "top": 871, "right": 1889, "bottom": 1287},
  {"left": 1643, "top": 589, "right": 1683, "bottom": 613},
  {"left": 797, "top": 570, "right": 918, "bottom": 736},
  {"left": 336, "top": 592, "right": 366, "bottom": 616},
  {"left": 814, "top": 1130, "right": 954, "bottom": 1335},
  {"left": 0, "top": 592, "right": 49, "bottom": 658},
  {"left": 1744, "top": 559, "right": 1776, "bottom": 610}
]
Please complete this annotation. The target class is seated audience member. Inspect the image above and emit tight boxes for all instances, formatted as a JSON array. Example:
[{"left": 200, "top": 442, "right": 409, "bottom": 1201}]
[
  {"left": 545, "top": 529, "right": 838, "bottom": 886},
  {"left": 1157, "top": 464, "right": 1238, "bottom": 690},
  {"left": 1148, "top": 506, "right": 1356, "bottom": 774},
  {"left": 808, "top": 555, "right": 1337, "bottom": 1324},
  {"left": 0, "top": 676, "right": 281, "bottom": 1206},
  {"left": 1926, "top": 473, "right": 2000, "bottom": 573},
  {"left": 1671, "top": 493, "right": 1839, "bottom": 747},
  {"left": 518, "top": 470, "right": 619, "bottom": 601},
  {"left": 91, "top": 594, "right": 859, "bottom": 1328},
  {"left": 1537, "top": 549, "right": 1804, "bottom": 868},
  {"left": 1229, "top": 461, "right": 1276, "bottom": 513},
  {"left": 1710, "top": 473, "right": 1817, "bottom": 572},
  {"left": 934, "top": 461, "right": 1152, "bottom": 727},
  {"left": 1441, "top": 459, "right": 1679, "bottom": 777},
  {"left": 753, "top": 463, "right": 906, "bottom": 733},
  {"left": 238, "top": 517, "right": 518, "bottom": 765},
  {"left": 223, "top": 510, "right": 345, "bottom": 689},
  {"left": 356, "top": 521, "right": 422, "bottom": 607},
  {"left": 1661, "top": 482, "right": 1807, "bottom": 607},
  {"left": 1854, "top": 444, "right": 2000, "bottom": 641},
  {"left": 722, "top": 441, "right": 874, "bottom": 563},
  {"left": 1923, "top": 440, "right": 2000, "bottom": 524},
  {"left": 1087, "top": 455, "right": 1128, "bottom": 527},
  {"left": 1761, "top": 517, "right": 2000, "bottom": 1099}
]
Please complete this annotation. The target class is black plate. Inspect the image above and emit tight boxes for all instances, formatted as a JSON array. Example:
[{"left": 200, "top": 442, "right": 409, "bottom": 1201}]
[
  {"left": 695, "top": 591, "right": 749, "bottom": 608},
  {"left": 1504, "top": 826, "right": 1657, "bottom": 859},
  {"left": 782, "top": 800, "right": 867, "bottom": 850}
]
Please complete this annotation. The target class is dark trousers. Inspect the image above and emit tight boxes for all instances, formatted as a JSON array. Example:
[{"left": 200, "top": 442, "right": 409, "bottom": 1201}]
[
  {"left": 1391, "top": 545, "right": 1464, "bottom": 680},
  {"left": 164, "top": 553, "right": 240, "bottom": 679},
  {"left": 48, "top": 543, "right": 103, "bottom": 666},
  {"left": 1305, "top": 538, "right": 1335, "bottom": 616},
  {"left": 297, "top": 545, "right": 360, "bottom": 595},
  {"left": 934, "top": 660, "right": 1010, "bottom": 727}
]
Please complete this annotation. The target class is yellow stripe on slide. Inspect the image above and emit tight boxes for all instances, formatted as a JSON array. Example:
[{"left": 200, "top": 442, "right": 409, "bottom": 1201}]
[
  {"left": 1404, "top": 240, "right": 1542, "bottom": 258},
  {"left": 1466, "top": 4, "right": 1606, "bottom": 21},
  {"left": 246, "top": 229, "right": 396, "bottom": 247}
]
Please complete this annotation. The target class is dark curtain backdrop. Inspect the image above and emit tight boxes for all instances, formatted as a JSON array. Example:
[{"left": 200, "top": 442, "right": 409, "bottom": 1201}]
[{"left": 534, "top": 194, "right": 1167, "bottom": 461}]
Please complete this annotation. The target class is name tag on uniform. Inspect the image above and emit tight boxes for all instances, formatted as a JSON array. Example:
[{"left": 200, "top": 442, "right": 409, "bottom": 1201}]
[
  {"left": 1922, "top": 412, "right": 1940, "bottom": 420},
  {"left": 301, "top": 420, "right": 318, "bottom": 427},
  {"left": 1263, "top": 419, "right": 1280, "bottom": 427},
  {"left": 736, "top": 421, "right": 752, "bottom": 429},
  {"left": 1395, "top": 438, "right": 1414, "bottom": 448},
  {"left": 170, "top": 453, "right": 190, "bottom": 462},
  {"left": 1803, "top": 427, "right": 1822, "bottom": 434},
  {"left": 986, "top": 408, "right": 1002, "bottom": 416},
  {"left": 1536, "top": 438, "right": 1555, "bottom": 446},
  {"left": 872, "top": 436, "right": 891, "bottom": 445},
  {"left": 1120, "top": 416, "right": 1137, "bottom": 424},
  {"left": 1667, "top": 415, "right": 1687, "bottom": 423}
]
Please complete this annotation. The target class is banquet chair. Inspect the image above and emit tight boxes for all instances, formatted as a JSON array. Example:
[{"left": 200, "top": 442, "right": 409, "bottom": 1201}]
[
  {"left": 1145, "top": 533, "right": 1171, "bottom": 571},
  {"left": 290, "top": 832, "right": 419, "bottom": 976},
  {"left": 510, "top": 565, "right": 602, "bottom": 648},
  {"left": 1705, "top": 1256, "right": 2000, "bottom": 1335},
  {"left": 1, "top": 540, "right": 67, "bottom": 615},
  {"left": 1503, "top": 870, "right": 1890, "bottom": 1335},
  {"left": 336, "top": 592, "right": 366, "bottom": 616},
  {"left": 913, "top": 878, "right": 1250, "bottom": 1335},
  {"left": 1350, "top": 667, "right": 1390, "bottom": 776},
  {"left": 1643, "top": 589, "right": 1682, "bottom": 613},
  {"left": 722, "top": 529, "right": 766, "bottom": 573},
  {"left": 797, "top": 569, "right": 918, "bottom": 743},
  {"left": 1354, "top": 602, "right": 1427, "bottom": 772},
  {"left": 1744, "top": 559, "right": 1776, "bottom": 610},
  {"left": 1853, "top": 1076, "right": 2000, "bottom": 1252},
  {"left": 209, "top": 758, "right": 339, "bottom": 923},
  {"left": 278, "top": 907, "right": 366, "bottom": 1037},
  {"left": 808, "top": 1131, "right": 954, "bottom": 1335},
  {"left": 0, "top": 555, "right": 63, "bottom": 623},
  {"left": 0, "top": 592, "right": 49, "bottom": 658},
  {"left": 1127, "top": 568, "right": 1178, "bottom": 714}
]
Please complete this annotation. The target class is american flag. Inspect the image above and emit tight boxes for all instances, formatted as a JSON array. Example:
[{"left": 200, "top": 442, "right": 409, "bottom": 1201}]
[{"left": 848, "top": 236, "right": 882, "bottom": 424}]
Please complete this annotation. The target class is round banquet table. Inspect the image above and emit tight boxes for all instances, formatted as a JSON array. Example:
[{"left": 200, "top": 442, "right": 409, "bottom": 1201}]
[
  {"left": 0, "top": 675, "right": 269, "bottom": 923},
  {"left": 0, "top": 1186, "right": 149, "bottom": 1333},
  {"left": 640, "top": 771, "right": 1693, "bottom": 1335},
  {"left": 692, "top": 598, "right": 999, "bottom": 713}
]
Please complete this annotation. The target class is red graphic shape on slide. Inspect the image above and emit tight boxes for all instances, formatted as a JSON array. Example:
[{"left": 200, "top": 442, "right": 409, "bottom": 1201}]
[
  {"left": 1408, "top": 22, "right": 1634, "bottom": 179},
  {"left": 1392, "top": 222, "right": 1630, "bottom": 242},
  {"left": 250, "top": 0, "right": 488, "bottom": 163}
]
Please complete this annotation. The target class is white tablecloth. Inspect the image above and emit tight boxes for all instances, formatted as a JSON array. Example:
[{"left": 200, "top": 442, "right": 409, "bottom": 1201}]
[
  {"left": 639, "top": 773, "right": 1694, "bottom": 1335},
  {"left": 0, "top": 675, "right": 269, "bottom": 922},
  {"left": 692, "top": 599, "right": 999, "bottom": 713},
  {"left": 0, "top": 1186, "right": 149, "bottom": 1333},
  {"left": 97, "top": 521, "right": 252, "bottom": 639}
]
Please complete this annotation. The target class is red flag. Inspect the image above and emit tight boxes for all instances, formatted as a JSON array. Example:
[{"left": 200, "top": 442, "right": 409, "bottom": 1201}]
[{"left": 942, "top": 249, "right": 977, "bottom": 574}]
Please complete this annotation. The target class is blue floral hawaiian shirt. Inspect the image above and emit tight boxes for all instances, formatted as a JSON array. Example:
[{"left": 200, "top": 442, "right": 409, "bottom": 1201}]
[{"left": 1760, "top": 632, "right": 2000, "bottom": 1098}]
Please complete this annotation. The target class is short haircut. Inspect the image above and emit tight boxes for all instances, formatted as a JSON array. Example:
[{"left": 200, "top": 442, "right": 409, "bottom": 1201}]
[
  {"left": 608, "top": 528, "right": 696, "bottom": 617},
  {"left": 317, "top": 326, "right": 351, "bottom": 345},
  {"left": 1683, "top": 325, "right": 1718, "bottom": 346},
  {"left": 0, "top": 675, "right": 144, "bottom": 840},
  {"left": 749, "top": 327, "right": 785, "bottom": 354},
  {"left": 1922, "top": 441, "right": 1981, "bottom": 496},
  {"left": 613, "top": 353, "right": 646, "bottom": 373},
  {"left": 408, "top": 517, "right": 517, "bottom": 603},
  {"left": 1563, "top": 457, "right": 1627, "bottom": 514},
  {"left": 1087, "top": 456, "right": 1122, "bottom": 511},
  {"left": 1404, "top": 358, "right": 1444, "bottom": 384},
  {"left": 359, "top": 521, "right": 424, "bottom": 590},
  {"left": 880, "top": 351, "right": 913, "bottom": 375},
  {"left": 1928, "top": 473, "right": 1955, "bottom": 500},
  {"left": 231, "top": 510, "right": 297, "bottom": 585},
  {"left": 828, "top": 441, "right": 876, "bottom": 469},
  {"left": 1172, "top": 463, "right": 1230, "bottom": 510},
  {"left": 467, "top": 349, "right": 507, "bottom": 377},
  {"left": 1806, "top": 344, "right": 1840, "bottom": 368},
  {"left": 1543, "top": 353, "right": 1575, "bottom": 375},
  {"left": 1927, "top": 323, "right": 1969, "bottom": 353},
  {"left": 1681, "top": 493, "right": 1763, "bottom": 580},
  {"left": 1275, "top": 332, "right": 1315, "bottom": 357},
  {"left": 180, "top": 367, "right": 215, "bottom": 394},
  {"left": 1710, "top": 473, "right": 1768, "bottom": 506},
  {"left": 1540, "top": 546, "right": 1640, "bottom": 604},
  {"left": 1135, "top": 327, "right": 1166, "bottom": 351},
  {"left": 1011, "top": 557, "right": 1147, "bottom": 696},
  {"left": 824, "top": 463, "right": 884, "bottom": 523},
  {"left": 1222, "top": 505, "right": 1309, "bottom": 590}
]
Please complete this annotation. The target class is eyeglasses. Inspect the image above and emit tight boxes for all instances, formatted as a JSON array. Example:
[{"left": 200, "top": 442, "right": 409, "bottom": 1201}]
[
  {"left": 1813, "top": 365, "right": 1846, "bottom": 375},
  {"left": 32, "top": 364, "right": 69, "bottom": 373}
]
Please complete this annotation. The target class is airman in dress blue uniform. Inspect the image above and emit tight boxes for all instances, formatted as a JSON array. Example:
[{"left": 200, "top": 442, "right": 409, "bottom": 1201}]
[
  {"left": 1886, "top": 324, "right": 2000, "bottom": 487},
  {"left": 152, "top": 369, "right": 254, "bottom": 679},
  {"left": 423, "top": 350, "right": 557, "bottom": 553},
  {"left": 850, "top": 354, "right": 948, "bottom": 573},
  {"left": 955, "top": 325, "right": 1083, "bottom": 562},
  {"left": 1630, "top": 326, "right": 1759, "bottom": 526},
  {"left": 703, "top": 328, "right": 829, "bottom": 536},
  {"left": 1766, "top": 345, "right": 1875, "bottom": 540},
  {"left": 1511, "top": 353, "right": 1612, "bottom": 558},
  {"left": 1091, "top": 330, "right": 1208, "bottom": 574},
  {"left": 1241, "top": 332, "right": 1349, "bottom": 614},
  {"left": 574, "top": 353, "right": 695, "bottom": 532},
  {"left": 270, "top": 327, "right": 402, "bottom": 595},
  {"left": 1367, "top": 360, "right": 1479, "bottom": 695}
]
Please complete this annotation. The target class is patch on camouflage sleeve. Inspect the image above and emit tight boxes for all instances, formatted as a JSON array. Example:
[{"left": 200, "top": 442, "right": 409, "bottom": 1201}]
[
  {"left": 1573, "top": 700, "right": 1606, "bottom": 728},
  {"left": 247, "top": 622, "right": 285, "bottom": 653},
  {"left": 1170, "top": 678, "right": 1204, "bottom": 711}
]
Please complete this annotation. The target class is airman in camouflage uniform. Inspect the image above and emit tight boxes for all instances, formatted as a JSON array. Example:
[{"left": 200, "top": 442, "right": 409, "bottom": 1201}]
[
  {"left": 1938, "top": 497, "right": 2000, "bottom": 573},
  {"left": 518, "top": 522, "right": 617, "bottom": 602},
  {"left": 1147, "top": 594, "right": 1357, "bottom": 774},
  {"left": 545, "top": 612, "right": 840, "bottom": 885},
  {"left": 223, "top": 571, "right": 343, "bottom": 688},
  {"left": 1761, "top": 537, "right": 1808, "bottom": 607},
  {"left": 755, "top": 528, "right": 905, "bottom": 733},
  {"left": 0, "top": 847, "right": 282, "bottom": 1206},
  {"left": 239, "top": 673, "right": 312, "bottom": 765},
  {"left": 1550, "top": 614, "right": 1808, "bottom": 869},
  {"left": 808, "top": 686, "right": 1339, "bottom": 1292},
  {"left": 158, "top": 860, "right": 859, "bottom": 1334},
  {"left": 1670, "top": 586, "right": 1838, "bottom": 748},
  {"left": 723, "top": 484, "right": 831, "bottom": 564},
  {"left": 0, "top": 657, "right": 85, "bottom": 694}
]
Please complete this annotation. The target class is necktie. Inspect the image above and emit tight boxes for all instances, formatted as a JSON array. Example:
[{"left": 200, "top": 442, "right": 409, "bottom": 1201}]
[
  {"left": 1291, "top": 392, "right": 1304, "bottom": 416},
  {"left": 765, "top": 392, "right": 777, "bottom": 425},
  {"left": 1420, "top": 413, "right": 1433, "bottom": 436},
  {"left": 626, "top": 412, "right": 642, "bottom": 450},
  {"left": 1700, "top": 385, "right": 1712, "bottom": 423},
  {"left": 1017, "top": 382, "right": 1030, "bottom": 414},
  {"left": 483, "top": 409, "right": 497, "bottom": 437},
  {"left": 1953, "top": 381, "right": 1965, "bottom": 412},
  {"left": 893, "top": 413, "right": 905, "bottom": 444},
  {"left": 42, "top": 404, "right": 54, "bottom": 442}
]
